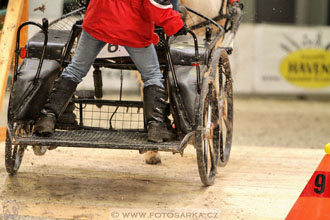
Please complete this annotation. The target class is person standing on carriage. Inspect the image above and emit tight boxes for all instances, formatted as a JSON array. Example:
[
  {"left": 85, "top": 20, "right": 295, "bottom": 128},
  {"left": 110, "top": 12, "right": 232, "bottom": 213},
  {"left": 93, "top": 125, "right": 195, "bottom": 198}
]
[{"left": 33, "top": 0, "right": 188, "bottom": 142}]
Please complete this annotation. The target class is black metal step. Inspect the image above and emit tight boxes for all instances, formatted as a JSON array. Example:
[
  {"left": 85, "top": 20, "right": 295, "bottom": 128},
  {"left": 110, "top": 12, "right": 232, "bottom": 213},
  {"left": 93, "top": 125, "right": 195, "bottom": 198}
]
[{"left": 12, "top": 130, "right": 184, "bottom": 153}]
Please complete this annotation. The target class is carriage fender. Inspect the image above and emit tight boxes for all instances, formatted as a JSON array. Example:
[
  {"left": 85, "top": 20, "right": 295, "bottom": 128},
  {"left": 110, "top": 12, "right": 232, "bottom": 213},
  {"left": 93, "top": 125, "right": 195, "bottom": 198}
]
[
  {"left": 175, "top": 65, "right": 203, "bottom": 124},
  {"left": 11, "top": 58, "right": 61, "bottom": 120}
]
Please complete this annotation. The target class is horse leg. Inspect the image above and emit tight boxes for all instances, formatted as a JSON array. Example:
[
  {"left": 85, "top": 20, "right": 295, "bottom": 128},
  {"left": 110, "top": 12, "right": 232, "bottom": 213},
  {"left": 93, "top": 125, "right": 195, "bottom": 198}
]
[{"left": 145, "top": 150, "right": 162, "bottom": 165}]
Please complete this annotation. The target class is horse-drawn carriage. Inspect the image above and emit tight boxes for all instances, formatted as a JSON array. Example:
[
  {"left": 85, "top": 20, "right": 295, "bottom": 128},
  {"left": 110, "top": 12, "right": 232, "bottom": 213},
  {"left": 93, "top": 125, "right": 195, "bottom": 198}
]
[{"left": 5, "top": 0, "right": 243, "bottom": 186}]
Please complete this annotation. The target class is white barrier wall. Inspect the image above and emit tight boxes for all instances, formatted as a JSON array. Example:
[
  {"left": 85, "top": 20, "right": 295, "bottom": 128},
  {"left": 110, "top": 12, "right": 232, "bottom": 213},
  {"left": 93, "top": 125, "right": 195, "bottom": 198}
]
[
  {"left": 28, "top": 0, "right": 64, "bottom": 37},
  {"left": 232, "top": 23, "right": 330, "bottom": 95},
  {"left": 29, "top": 0, "right": 64, "bottom": 18}
]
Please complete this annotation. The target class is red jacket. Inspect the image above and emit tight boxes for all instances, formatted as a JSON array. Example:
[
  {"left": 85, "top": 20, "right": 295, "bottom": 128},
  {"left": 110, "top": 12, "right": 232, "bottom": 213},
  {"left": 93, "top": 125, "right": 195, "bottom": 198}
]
[{"left": 82, "top": 0, "right": 184, "bottom": 48}]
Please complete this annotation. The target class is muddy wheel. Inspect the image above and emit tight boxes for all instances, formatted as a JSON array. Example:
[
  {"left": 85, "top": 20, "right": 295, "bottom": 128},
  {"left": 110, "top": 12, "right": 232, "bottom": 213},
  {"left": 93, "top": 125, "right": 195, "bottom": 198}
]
[
  {"left": 5, "top": 123, "right": 30, "bottom": 175},
  {"left": 195, "top": 80, "right": 220, "bottom": 186},
  {"left": 217, "top": 52, "right": 233, "bottom": 167}
]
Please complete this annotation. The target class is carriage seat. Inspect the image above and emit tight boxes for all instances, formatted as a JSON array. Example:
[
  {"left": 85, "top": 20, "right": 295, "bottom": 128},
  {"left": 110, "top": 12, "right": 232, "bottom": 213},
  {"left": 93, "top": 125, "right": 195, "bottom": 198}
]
[
  {"left": 154, "top": 27, "right": 209, "bottom": 66},
  {"left": 170, "top": 42, "right": 208, "bottom": 66},
  {"left": 26, "top": 29, "right": 71, "bottom": 60}
]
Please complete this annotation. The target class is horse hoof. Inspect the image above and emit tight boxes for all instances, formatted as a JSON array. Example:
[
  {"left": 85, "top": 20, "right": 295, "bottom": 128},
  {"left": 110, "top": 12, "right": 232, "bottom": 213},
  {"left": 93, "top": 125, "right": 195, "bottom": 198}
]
[{"left": 145, "top": 151, "right": 161, "bottom": 165}]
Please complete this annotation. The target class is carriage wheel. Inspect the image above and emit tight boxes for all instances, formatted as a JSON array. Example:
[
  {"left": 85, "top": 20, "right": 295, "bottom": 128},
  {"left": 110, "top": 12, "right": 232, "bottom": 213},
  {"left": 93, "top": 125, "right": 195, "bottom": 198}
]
[
  {"left": 217, "top": 52, "right": 233, "bottom": 167},
  {"left": 196, "top": 80, "right": 220, "bottom": 186},
  {"left": 5, "top": 123, "right": 29, "bottom": 175}
]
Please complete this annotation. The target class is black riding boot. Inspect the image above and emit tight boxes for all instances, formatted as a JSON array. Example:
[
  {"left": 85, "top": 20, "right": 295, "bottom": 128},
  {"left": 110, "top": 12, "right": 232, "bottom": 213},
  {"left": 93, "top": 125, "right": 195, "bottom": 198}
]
[
  {"left": 143, "top": 85, "right": 176, "bottom": 143},
  {"left": 56, "top": 102, "right": 78, "bottom": 130},
  {"left": 34, "top": 76, "right": 77, "bottom": 136}
]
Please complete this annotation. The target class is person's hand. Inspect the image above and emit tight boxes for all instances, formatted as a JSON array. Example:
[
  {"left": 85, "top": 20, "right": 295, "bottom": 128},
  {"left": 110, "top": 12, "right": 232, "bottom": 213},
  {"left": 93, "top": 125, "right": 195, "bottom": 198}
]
[{"left": 174, "top": 25, "right": 188, "bottom": 36}]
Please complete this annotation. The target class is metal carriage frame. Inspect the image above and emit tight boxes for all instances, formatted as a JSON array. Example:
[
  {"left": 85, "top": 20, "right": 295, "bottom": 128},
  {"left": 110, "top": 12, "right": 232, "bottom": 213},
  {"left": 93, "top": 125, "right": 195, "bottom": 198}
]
[{"left": 5, "top": 1, "right": 243, "bottom": 186}]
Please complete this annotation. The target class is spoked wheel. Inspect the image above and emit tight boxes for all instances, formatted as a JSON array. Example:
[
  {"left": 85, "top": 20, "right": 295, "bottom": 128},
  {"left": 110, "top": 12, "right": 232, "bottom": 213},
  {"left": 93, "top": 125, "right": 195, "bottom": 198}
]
[
  {"left": 195, "top": 80, "right": 221, "bottom": 186},
  {"left": 5, "top": 122, "right": 31, "bottom": 175},
  {"left": 217, "top": 51, "right": 233, "bottom": 167}
]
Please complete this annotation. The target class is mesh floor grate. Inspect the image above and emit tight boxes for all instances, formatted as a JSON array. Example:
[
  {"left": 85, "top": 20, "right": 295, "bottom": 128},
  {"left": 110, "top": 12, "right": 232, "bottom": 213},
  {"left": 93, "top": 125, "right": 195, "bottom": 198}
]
[{"left": 14, "top": 130, "right": 182, "bottom": 152}]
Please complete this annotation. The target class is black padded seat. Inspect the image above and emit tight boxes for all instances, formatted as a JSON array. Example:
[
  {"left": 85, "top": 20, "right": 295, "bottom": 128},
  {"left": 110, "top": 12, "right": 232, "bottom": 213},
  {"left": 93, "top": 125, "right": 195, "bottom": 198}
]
[
  {"left": 27, "top": 29, "right": 70, "bottom": 60},
  {"left": 170, "top": 40, "right": 209, "bottom": 66}
]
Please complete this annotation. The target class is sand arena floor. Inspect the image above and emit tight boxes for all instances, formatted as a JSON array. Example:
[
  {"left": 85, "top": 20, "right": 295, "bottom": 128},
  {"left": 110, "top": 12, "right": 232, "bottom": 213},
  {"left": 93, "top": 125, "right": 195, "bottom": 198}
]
[{"left": 0, "top": 94, "right": 329, "bottom": 219}]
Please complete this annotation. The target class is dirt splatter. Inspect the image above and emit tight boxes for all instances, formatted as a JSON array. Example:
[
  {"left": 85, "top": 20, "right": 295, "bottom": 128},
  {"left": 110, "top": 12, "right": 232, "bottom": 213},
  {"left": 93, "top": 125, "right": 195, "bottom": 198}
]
[{"left": 33, "top": 4, "right": 46, "bottom": 13}]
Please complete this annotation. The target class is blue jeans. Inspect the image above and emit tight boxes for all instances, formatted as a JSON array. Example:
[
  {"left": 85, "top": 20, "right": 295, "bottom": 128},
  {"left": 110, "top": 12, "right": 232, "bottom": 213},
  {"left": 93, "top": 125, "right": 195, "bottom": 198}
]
[{"left": 62, "top": 30, "right": 165, "bottom": 88}]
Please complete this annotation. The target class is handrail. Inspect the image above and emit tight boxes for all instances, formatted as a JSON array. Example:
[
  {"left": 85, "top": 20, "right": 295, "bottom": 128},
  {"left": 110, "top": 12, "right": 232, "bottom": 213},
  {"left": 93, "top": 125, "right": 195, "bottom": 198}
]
[
  {"left": 48, "top": 7, "right": 85, "bottom": 27},
  {"left": 14, "top": 18, "right": 48, "bottom": 84},
  {"left": 185, "top": 6, "right": 225, "bottom": 35},
  {"left": 222, "top": 2, "right": 243, "bottom": 49}
]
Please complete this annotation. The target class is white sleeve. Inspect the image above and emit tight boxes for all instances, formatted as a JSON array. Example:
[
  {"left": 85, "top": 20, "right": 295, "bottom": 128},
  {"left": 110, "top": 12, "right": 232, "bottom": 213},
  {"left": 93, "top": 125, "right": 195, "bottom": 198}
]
[{"left": 149, "top": 0, "right": 173, "bottom": 9}]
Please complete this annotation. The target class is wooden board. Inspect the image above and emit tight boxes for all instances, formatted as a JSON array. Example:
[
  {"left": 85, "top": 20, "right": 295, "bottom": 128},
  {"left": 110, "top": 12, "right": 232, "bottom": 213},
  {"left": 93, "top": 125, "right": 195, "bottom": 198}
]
[
  {"left": 0, "top": 0, "right": 25, "bottom": 119},
  {"left": 0, "top": 0, "right": 28, "bottom": 141},
  {"left": 0, "top": 127, "right": 5, "bottom": 141}
]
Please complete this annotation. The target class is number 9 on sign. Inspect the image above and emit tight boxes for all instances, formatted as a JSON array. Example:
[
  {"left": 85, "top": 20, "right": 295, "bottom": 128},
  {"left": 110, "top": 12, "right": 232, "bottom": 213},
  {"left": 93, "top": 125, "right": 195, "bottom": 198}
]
[{"left": 314, "top": 174, "right": 326, "bottom": 194}]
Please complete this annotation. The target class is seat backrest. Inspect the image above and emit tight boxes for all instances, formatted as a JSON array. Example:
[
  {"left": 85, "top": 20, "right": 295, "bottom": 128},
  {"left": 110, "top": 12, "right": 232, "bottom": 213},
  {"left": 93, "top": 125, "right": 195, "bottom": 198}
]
[
  {"left": 154, "top": 27, "right": 167, "bottom": 51},
  {"left": 26, "top": 29, "right": 71, "bottom": 60}
]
